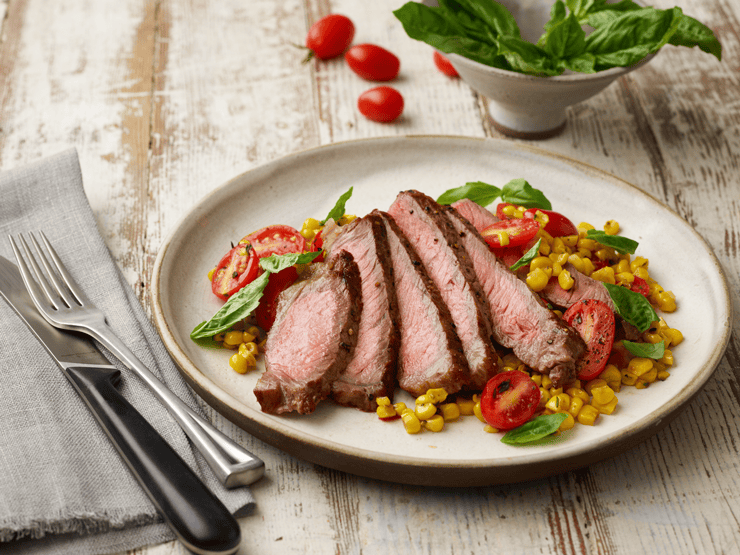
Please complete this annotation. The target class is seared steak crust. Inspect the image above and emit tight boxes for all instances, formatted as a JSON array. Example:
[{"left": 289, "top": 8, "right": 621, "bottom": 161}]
[
  {"left": 327, "top": 214, "right": 400, "bottom": 411},
  {"left": 376, "top": 210, "right": 470, "bottom": 396},
  {"left": 388, "top": 191, "right": 498, "bottom": 390},
  {"left": 444, "top": 206, "right": 585, "bottom": 387},
  {"left": 254, "top": 251, "right": 362, "bottom": 414}
]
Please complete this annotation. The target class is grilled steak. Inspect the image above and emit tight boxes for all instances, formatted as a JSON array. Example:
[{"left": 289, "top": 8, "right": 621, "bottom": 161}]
[
  {"left": 444, "top": 206, "right": 586, "bottom": 387},
  {"left": 388, "top": 191, "right": 498, "bottom": 390},
  {"left": 254, "top": 251, "right": 362, "bottom": 415},
  {"left": 451, "top": 199, "right": 499, "bottom": 231},
  {"left": 326, "top": 214, "right": 400, "bottom": 411},
  {"left": 376, "top": 210, "right": 470, "bottom": 396}
]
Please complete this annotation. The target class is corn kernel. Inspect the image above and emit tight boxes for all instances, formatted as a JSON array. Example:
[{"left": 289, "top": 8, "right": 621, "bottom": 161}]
[
  {"left": 591, "top": 384, "right": 616, "bottom": 405},
  {"left": 600, "top": 365, "right": 622, "bottom": 391},
  {"left": 538, "top": 241, "right": 552, "bottom": 256},
  {"left": 577, "top": 405, "right": 600, "bottom": 426},
  {"left": 483, "top": 424, "right": 498, "bottom": 433},
  {"left": 501, "top": 205, "right": 521, "bottom": 218},
  {"left": 562, "top": 234, "right": 579, "bottom": 248},
  {"left": 426, "top": 388, "right": 448, "bottom": 404},
  {"left": 376, "top": 396, "right": 391, "bottom": 406},
  {"left": 401, "top": 410, "right": 422, "bottom": 434},
  {"left": 439, "top": 403, "right": 461, "bottom": 422},
  {"left": 229, "top": 353, "right": 249, "bottom": 374},
  {"left": 616, "top": 272, "right": 635, "bottom": 285},
  {"left": 566, "top": 387, "right": 590, "bottom": 403},
  {"left": 551, "top": 262, "right": 563, "bottom": 277},
  {"left": 568, "top": 397, "right": 584, "bottom": 418},
  {"left": 585, "top": 378, "right": 607, "bottom": 395},
  {"left": 559, "top": 412, "right": 576, "bottom": 431},
  {"left": 416, "top": 394, "right": 434, "bottom": 405},
  {"left": 376, "top": 405, "right": 397, "bottom": 419},
  {"left": 578, "top": 222, "right": 595, "bottom": 233},
  {"left": 457, "top": 398, "right": 475, "bottom": 416},
  {"left": 660, "top": 349, "right": 674, "bottom": 366},
  {"left": 415, "top": 402, "right": 437, "bottom": 421},
  {"left": 224, "top": 330, "right": 244, "bottom": 346},
  {"left": 643, "top": 332, "right": 663, "bottom": 344},
  {"left": 336, "top": 214, "right": 357, "bottom": 226},
  {"left": 530, "top": 374, "right": 542, "bottom": 386},
  {"left": 628, "top": 358, "right": 654, "bottom": 377},
  {"left": 551, "top": 237, "right": 566, "bottom": 254},
  {"left": 635, "top": 379, "right": 650, "bottom": 389},
  {"left": 213, "top": 333, "right": 225, "bottom": 342},
  {"left": 657, "top": 370, "right": 671, "bottom": 381},
  {"left": 591, "top": 267, "right": 616, "bottom": 284},
  {"left": 530, "top": 256, "right": 553, "bottom": 272},
  {"left": 546, "top": 393, "right": 570, "bottom": 413},
  {"left": 604, "top": 220, "right": 620, "bottom": 235},
  {"left": 656, "top": 291, "right": 677, "bottom": 312},
  {"left": 581, "top": 257, "right": 596, "bottom": 276},
  {"left": 592, "top": 395, "right": 618, "bottom": 415},
  {"left": 393, "top": 402, "right": 407, "bottom": 415},
  {"left": 239, "top": 342, "right": 259, "bottom": 357},
  {"left": 558, "top": 270, "right": 575, "bottom": 290},
  {"left": 207, "top": 268, "right": 215, "bottom": 281},
  {"left": 640, "top": 367, "right": 658, "bottom": 383},
  {"left": 300, "top": 217, "right": 322, "bottom": 240},
  {"left": 423, "top": 415, "right": 445, "bottom": 432},
  {"left": 621, "top": 371, "right": 638, "bottom": 386},
  {"left": 526, "top": 268, "right": 550, "bottom": 292},
  {"left": 542, "top": 375, "right": 553, "bottom": 390},
  {"left": 539, "top": 388, "right": 550, "bottom": 409},
  {"left": 633, "top": 266, "right": 650, "bottom": 280},
  {"left": 615, "top": 259, "right": 630, "bottom": 274},
  {"left": 473, "top": 401, "right": 486, "bottom": 422},
  {"left": 630, "top": 256, "right": 649, "bottom": 272},
  {"left": 577, "top": 238, "right": 598, "bottom": 251},
  {"left": 567, "top": 253, "right": 585, "bottom": 273},
  {"left": 664, "top": 328, "right": 683, "bottom": 346}
]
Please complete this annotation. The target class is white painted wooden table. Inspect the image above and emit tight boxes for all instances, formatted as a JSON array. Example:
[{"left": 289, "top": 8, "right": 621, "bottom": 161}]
[{"left": 1, "top": 0, "right": 738, "bottom": 553}]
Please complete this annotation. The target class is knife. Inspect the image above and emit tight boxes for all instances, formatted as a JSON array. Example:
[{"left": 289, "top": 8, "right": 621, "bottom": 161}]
[{"left": 0, "top": 256, "right": 242, "bottom": 555}]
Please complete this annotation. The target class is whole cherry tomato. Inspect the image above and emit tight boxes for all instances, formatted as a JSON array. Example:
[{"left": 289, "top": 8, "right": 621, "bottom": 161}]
[
  {"left": 305, "top": 14, "right": 355, "bottom": 60},
  {"left": 345, "top": 44, "right": 400, "bottom": 81},
  {"left": 433, "top": 51, "right": 458, "bottom": 77},
  {"left": 563, "top": 299, "right": 616, "bottom": 381},
  {"left": 357, "top": 86, "right": 404, "bottom": 123},
  {"left": 211, "top": 242, "right": 260, "bottom": 301},
  {"left": 480, "top": 371, "right": 541, "bottom": 431},
  {"left": 480, "top": 218, "right": 540, "bottom": 249},
  {"left": 523, "top": 208, "right": 578, "bottom": 237}
]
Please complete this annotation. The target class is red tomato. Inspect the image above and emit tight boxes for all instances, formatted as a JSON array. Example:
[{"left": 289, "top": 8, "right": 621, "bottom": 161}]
[
  {"left": 495, "top": 202, "right": 515, "bottom": 220},
  {"left": 357, "top": 86, "right": 404, "bottom": 123},
  {"left": 345, "top": 44, "right": 400, "bottom": 81},
  {"left": 563, "top": 299, "right": 616, "bottom": 381},
  {"left": 480, "top": 218, "right": 540, "bottom": 249},
  {"left": 242, "top": 225, "right": 306, "bottom": 259},
  {"left": 305, "top": 14, "right": 355, "bottom": 60},
  {"left": 211, "top": 242, "right": 260, "bottom": 301},
  {"left": 523, "top": 208, "right": 577, "bottom": 237},
  {"left": 433, "top": 51, "right": 459, "bottom": 77},
  {"left": 310, "top": 229, "right": 325, "bottom": 263},
  {"left": 480, "top": 371, "right": 541, "bottom": 431},
  {"left": 630, "top": 276, "right": 650, "bottom": 298},
  {"left": 255, "top": 267, "right": 299, "bottom": 332}
]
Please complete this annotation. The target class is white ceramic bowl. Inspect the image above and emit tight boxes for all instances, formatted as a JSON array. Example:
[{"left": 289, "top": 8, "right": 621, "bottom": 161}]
[{"left": 440, "top": 0, "right": 657, "bottom": 139}]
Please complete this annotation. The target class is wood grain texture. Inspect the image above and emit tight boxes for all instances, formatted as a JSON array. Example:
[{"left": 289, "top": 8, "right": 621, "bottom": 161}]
[{"left": 0, "top": 0, "right": 738, "bottom": 553}]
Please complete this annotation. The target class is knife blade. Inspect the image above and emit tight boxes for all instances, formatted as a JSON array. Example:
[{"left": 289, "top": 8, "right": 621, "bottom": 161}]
[{"left": 0, "top": 256, "right": 242, "bottom": 555}]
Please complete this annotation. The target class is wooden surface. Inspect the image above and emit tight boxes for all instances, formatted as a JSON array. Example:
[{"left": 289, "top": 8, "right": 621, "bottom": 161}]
[{"left": 1, "top": 0, "right": 738, "bottom": 553}]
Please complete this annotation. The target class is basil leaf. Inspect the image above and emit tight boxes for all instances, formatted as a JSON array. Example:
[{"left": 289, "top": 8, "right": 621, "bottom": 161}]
[
  {"left": 603, "top": 282, "right": 658, "bottom": 332},
  {"left": 540, "top": 0, "right": 567, "bottom": 43},
  {"left": 452, "top": 0, "right": 520, "bottom": 38},
  {"left": 259, "top": 250, "right": 320, "bottom": 273},
  {"left": 623, "top": 340, "right": 665, "bottom": 359},
  {"left": 190, "top": 271, "right": 271, "bottom": 340},
  {"left": 539, "top": 12, "right": 587, "bottom": 60},
  {"left": 501, "top": 413, "right": 568, "bottom": 445},
  {"left": 497, "top": 35, "right": 561, "bottom": 76},
  {"left": 585, "top": 229, "right": 639, "bottom": 254},
  {"left": 510, "top": 238, "right": 542, "bottom": 271},
  {"left": 669, "top": 13, "right": 722, "bottom": 61},
  {"left": 321, "top": 187, "right": 353, "bottom": 225},
  {"left": 437, "top": 181, "right": 501, "bottom": 206},
  {"left": 500, "top": 178, "right": 552, "bottom": 210},
  {"left": 582, "top": 0, "right": 643, "bottom": 28}
]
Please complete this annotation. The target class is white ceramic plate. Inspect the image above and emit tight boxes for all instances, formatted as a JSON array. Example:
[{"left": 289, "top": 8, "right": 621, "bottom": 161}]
[{"left": 151, "top": 137, "right": 731, "bottom": 486}]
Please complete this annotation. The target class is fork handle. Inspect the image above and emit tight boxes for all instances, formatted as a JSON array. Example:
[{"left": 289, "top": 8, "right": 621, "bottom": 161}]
[
  {"left": 65, "top": 365, "right": 241, "bottom": 555},
  {"left": 92, "top": 325, "right": 264, "bottom": 488}
]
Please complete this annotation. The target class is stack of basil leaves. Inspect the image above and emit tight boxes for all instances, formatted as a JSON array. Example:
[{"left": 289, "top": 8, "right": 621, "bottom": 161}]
[{"left": 393, "top": 0, "right": 721, "bottom": 76}]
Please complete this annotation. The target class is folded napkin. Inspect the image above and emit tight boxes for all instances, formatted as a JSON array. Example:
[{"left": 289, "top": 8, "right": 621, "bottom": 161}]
[{"left": 0, "top": 150, "right": 255, "bottom": 554}]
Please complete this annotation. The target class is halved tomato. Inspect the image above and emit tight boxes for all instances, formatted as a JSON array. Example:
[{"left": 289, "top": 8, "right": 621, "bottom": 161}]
[
  {"left": 255, "top": 266, "right": 299, "bottom": 332},
  {"left": 480, "top": 218, "right": 540, "bottom": 249},
  {"left": 211, "top": 242, "right": 260, "bottom": 301},
  {"left": 241, "top": 224, "right": 307, "bottom": 259},
  {"left": 563, "top": 299, "right": 616, "bottom": 381},
  {"left": 480, "top": 371, "right": 541, "bottom": 431},
  {"left": 523, "top": 208, "right": 577, "bottom": 237},
  {"left": 629, "top": 276, "right": 650, "bottom": 299}
]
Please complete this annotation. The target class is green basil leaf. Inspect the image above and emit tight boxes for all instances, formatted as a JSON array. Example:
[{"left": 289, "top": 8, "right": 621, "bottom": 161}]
[
  {"left": 510, "top": 239, "right": 542, "bottom": 271},
  {"left": 259, "top": 251, "right": 320, "bottom": 273},
  {"left": 501, "top": 413, "right": 568, "bottom": 445},
  {"left": 190, "top": 271, "right": 271, "bottom": 340},
  {"left": 567, "top": 0, "right": 601, "bottom": 21},
  {"left": 452, "top": 0, "right": 520, "bottom": 38},
  {"left": 321, "top": 187, "right": 353, "bottom": 225},
  {"left": 539, "top": 0, "right": 567, "bottom": 44},
  {"left": 497, "top": 35, "right": 562, "bottom": 76},
  {"left": 500, "top": 178, "right": 552, "bottom": 210},
  {"left": 539, "top": 12, "right": 587, "bottom": 60},
  {"left": 437, "top": 181, "right": 502, "bottom": 206},
  {"left": 603, "top": 282, "right": 658, "bottom": 333},
  {"left": 585, "top": 229, "right": 639, "bottom": 254},
  {"left": 583, "top": 0, "right": 643, "bottom": 28},
  {"left": 562, "top": 52, "right": 596, "bottom": 73},
  {"left": 623, "top": 340, "right": 665, "bottom": 359},
  {"left": 669, "top": 13, "right": 722, "bottom": 61}
]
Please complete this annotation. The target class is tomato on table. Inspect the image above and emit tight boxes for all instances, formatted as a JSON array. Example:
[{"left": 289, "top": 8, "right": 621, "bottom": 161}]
[
  {"left": 480, "top": 218, "right": 540, "bottom": 249},
  {"left": 563, "top": 299, "right": 616, "bottom": 381},
  {"left": 211, "top": 242, "right": 260, "bottom": 301},
  {"left": 433, "top": 51, "right": 458, "bottom": 77},
  {"left": 357, "top": 86, "right": 404, "bottom": 123},
  {"left": 480, "top": 371, "right": 541, "bottom": 431},
  {"left": 305, "top": 14, "right": 355, "bottom": 60},
  {"left": 345, "top": 44, "right": 400, "bottom": 81},
  {"left": 242, "top": 224, "right": 307, "bottom": 259},
  {"left": 255, "top": 266, "right": 299, "bottom": 332},
  {"left": 523, "top": 208, "right": 577, "bottom": 237}
]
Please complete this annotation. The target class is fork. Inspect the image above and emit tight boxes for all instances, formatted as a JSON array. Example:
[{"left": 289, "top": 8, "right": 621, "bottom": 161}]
[{"left": 10, "top": 232, "right": 264, "bottom": 488}]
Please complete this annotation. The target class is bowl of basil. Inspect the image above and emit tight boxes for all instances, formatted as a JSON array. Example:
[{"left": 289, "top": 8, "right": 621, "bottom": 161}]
[{"left": 394, "top": 0, "right": 722, "bottom": 139}]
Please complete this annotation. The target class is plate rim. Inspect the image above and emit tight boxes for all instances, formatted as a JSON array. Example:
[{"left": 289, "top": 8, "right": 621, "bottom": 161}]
[{"left": 151, "top": 135, "right": 733, "bottom": 485}]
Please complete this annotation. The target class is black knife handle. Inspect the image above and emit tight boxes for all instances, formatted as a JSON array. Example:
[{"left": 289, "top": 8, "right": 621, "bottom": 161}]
[{"left": 65, "top": 365, "right": 241, "bottom": 555}]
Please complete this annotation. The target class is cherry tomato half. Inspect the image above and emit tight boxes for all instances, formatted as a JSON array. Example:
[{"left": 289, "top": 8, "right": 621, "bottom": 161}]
[
  {"left": 357, "top": 86, "right": 404, "bottom": 123},
  {"left": 242, "top": 224, "right": 307, "bottom": 259},
  {"left": 629, "top": 276, "right": 650, "bottom": 299},
  {"left": 523, "top": 208, "right": 578, "bottom": 237},
  {"left": 255, "top": 266, "right": 299, "bottom": 332},
  {"left": 495, "top": 202, "right": 515, "bottom": 220},
  {"left": 305, "top": 14, "right": 355, "bottom": 60},
  {"left": 310, "top": 229, "right": 325, "bottom": 263},
  {"left": 563, "top": 299, "right": 616, "bottom": 381},
  {"left": 433, "top": 51, "right": 459, "bottom": 77},
  {"left": 211, "top": 242, "right": 260, "bottom": 301},
  {"left": 480, "top": 371, "right": 541, "bottom": 431},
  {"left": 480, "top": 218, "right": 540, "bottom": 249},
  {"left": 345, "top": 44, "right": 400, "bottom": 81}
]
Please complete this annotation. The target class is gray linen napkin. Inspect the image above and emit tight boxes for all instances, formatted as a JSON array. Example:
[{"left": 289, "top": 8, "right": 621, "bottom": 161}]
[{"left": 0, "top": 149, "right": 255, "bottom": 554}]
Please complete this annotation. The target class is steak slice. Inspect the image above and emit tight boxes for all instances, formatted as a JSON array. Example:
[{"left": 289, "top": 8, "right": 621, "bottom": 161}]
[
  {"left": 326, "top": 214, "right": 400, "bottom": 411},
  {"left": 254, "top": 251, "right": 362, "bottom": 415},
  {"left": 444, "top": 206, "right": 585, "bottom": 387},
  {"left": 451, "top": 198, "right": 499, "bottom": 231},
  {"left": 376, "top": 210, "right": 470, "bottom": 397},
  {"left": 388, "top": 191, "right": 498, "bottom": 390}
]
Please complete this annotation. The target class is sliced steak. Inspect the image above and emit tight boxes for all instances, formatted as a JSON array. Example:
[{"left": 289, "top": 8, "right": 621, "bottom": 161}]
[
  {"left": 254, "top": 251, "right": 362, "bottom": 415},
  {"left": 451, "top": 198, "right": 499, "bottom": 232},
  {"left": 376, "top": 210, "right": 470, "bottom": 397},
  {"left": 444, "top": 206, "right": 585, "bottom": 387},
  {"left": 388, "top": 191, "right": 498, "bottom": 390},
  {"left": 326, "top": 214, "right": 400, "bottom": 411}
]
